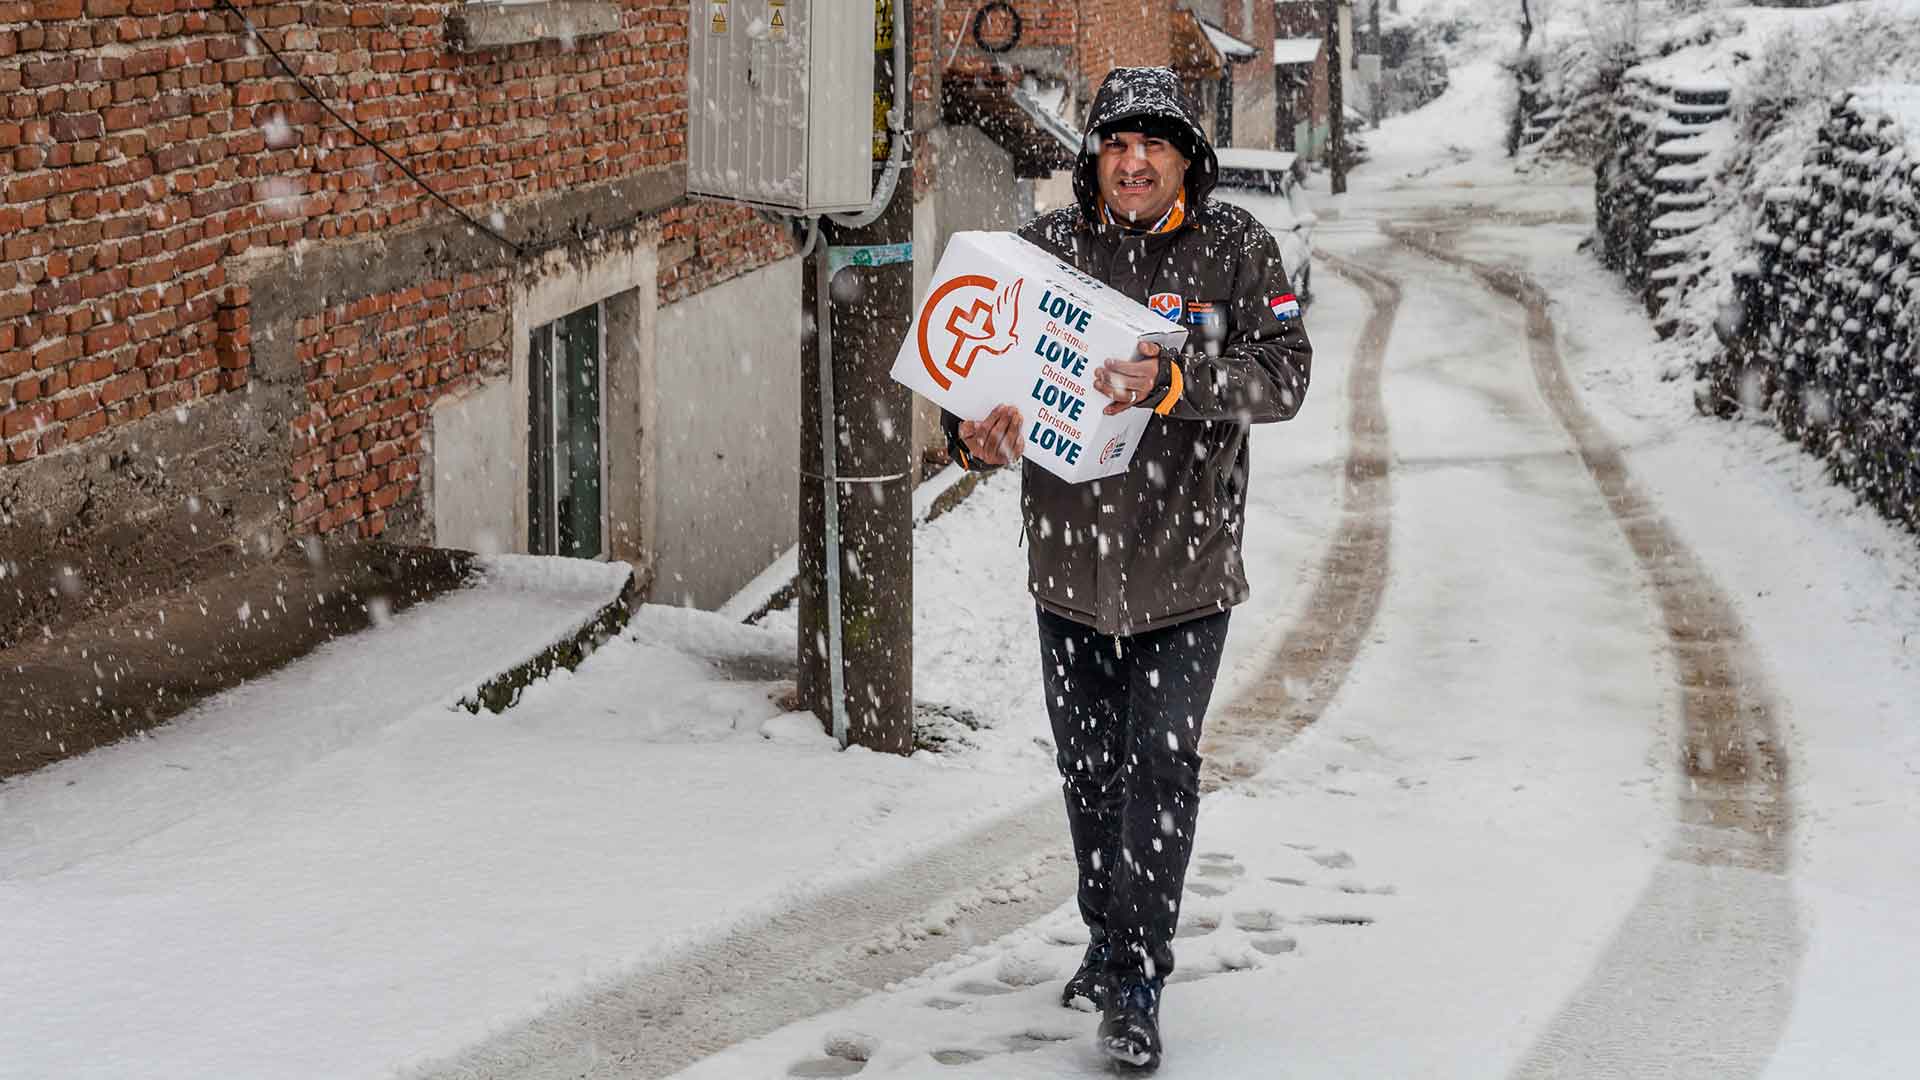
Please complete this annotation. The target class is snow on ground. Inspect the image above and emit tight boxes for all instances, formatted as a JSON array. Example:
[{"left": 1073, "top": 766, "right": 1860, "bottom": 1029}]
[
  {"left": 9, "top": 21, "right": 1920, "bottom": 1080},
  {"left": 1460, "top": 207, "right": 1920, "bottom": 1079},
  {"left": 0, "top": 549, "right": 1051, "bottom": 1080}
]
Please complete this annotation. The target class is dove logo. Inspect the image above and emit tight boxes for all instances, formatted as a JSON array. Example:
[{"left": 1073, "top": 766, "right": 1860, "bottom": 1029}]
[{"left": 918, "top": 274, "right": 1025, "bottom": 391}]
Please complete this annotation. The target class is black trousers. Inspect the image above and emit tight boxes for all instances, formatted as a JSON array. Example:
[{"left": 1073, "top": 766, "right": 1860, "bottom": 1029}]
[{"left": 1036, "top": 606, "right": 1231, "bottom": 985}]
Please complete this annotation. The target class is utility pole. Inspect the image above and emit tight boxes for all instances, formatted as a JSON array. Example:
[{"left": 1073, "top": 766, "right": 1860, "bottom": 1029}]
[
  {"left": 797, "top": 0, "right": 916, "bottom": 754},
  {"left": 1328, "top": 0, "right": 1347, "bottom": 194},
  {"left": 1369, "top": 0, "right": 1382, "bottom": 130}
]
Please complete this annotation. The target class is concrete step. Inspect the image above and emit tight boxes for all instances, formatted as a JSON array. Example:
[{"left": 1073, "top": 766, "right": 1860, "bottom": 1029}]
[{"left": 0, "top": 545, "right": 633, "bottom": 780}]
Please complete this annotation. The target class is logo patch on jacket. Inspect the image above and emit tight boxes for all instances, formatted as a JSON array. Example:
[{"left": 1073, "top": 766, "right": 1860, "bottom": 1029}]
[
  {"left": 1185, "top": 300, "right": 1224, "bottom": 335},
  {"left": 1268, "top": 293, "right": 1302, "bottom": 322},
  {"left": 1148, "top": 292, "right": 1184, "bottom": 323}
]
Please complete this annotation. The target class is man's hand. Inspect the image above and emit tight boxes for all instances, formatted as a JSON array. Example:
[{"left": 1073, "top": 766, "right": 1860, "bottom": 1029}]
[
  {"left": 958, "top": 404, "right": 1026, "bottom": 466},
  {"left": 1093, "top": 341, "right": 1163, "bottom": 416}
]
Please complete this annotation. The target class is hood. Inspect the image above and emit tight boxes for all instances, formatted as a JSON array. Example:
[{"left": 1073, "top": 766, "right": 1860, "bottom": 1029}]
[{"left": 1072, "top": 66, "right": 1219, "bottom": 222}]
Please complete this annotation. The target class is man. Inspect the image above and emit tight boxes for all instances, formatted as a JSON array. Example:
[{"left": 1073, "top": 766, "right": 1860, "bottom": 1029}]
[{"left": 943, "top": 67, "right": 1313, "bottom": 1071}]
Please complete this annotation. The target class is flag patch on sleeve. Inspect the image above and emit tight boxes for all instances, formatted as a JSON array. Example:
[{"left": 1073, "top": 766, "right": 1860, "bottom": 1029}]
[{"left": 1268, "top": 294, "right": 1302, "bottom": 322}]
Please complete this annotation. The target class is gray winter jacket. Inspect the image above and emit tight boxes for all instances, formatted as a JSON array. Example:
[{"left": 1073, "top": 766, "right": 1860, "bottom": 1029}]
[{"left": 945, "top": 66, "right": 1313, "bottom": 636}]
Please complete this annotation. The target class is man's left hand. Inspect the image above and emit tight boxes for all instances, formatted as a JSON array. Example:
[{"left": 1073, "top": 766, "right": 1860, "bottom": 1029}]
[{"left": 1093, "top": 341, "right": 1163, "bottom": 416}]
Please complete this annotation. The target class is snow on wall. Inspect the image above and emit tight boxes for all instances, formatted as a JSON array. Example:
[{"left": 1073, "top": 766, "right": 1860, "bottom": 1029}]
[{"left": 1710, "top": 87, "right": 1920, "bottom": 535}]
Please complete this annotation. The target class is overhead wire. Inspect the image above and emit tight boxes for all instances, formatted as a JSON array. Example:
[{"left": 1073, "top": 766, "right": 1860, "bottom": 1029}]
[{"left": 211, "top": 0, "right": 526, "bottom": 257}]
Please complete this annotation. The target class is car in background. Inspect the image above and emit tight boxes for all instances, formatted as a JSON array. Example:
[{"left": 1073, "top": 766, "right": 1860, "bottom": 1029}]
[{"left": 1214, "top": 148, "right": 1317, "bottom": 304}]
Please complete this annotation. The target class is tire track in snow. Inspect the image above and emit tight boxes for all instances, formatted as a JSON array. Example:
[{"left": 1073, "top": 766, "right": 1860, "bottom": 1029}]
[
  {"left": 413, "top": 260, "right": 1403, "bottom": 1080},
  {"left": 411, "top": 802, "right": 1075, "bottom": 1080},
  {"left": 1385, "top": 222, "right": 1801, "bottom": 1080},
  {"left": 1201, "top": 251, "right": 1401, "bottom": 790}
]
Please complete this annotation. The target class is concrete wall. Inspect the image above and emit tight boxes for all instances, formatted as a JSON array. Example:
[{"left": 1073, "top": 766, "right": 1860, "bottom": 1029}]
[
  {"left": 651, "top": 257, "right": 802, "bottom": 610},
  {"left": 0, "top": 389, "right": 291, "bottom": 649},
  {"left": 429, "top": 239, "right": 659, "bottom": 574},
  {"left": 933, "top": 124, "right": 1024, "bottom": 250},
  {"left": 429, "top": 378, "right": 518, "bottom": 556}
]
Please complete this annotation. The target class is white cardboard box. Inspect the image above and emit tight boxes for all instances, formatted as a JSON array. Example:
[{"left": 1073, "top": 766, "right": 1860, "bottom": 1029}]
[{"left": 889, "top": 231, "right": 1189, "bottom": 483}]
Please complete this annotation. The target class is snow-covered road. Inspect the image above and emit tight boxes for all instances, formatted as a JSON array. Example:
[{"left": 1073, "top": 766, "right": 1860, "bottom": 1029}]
[
  {"left": 666, "top": 188, "right": 1694, "bottom": 1079},
  {"left": 656, "top": 173, "right": 1920, "bottom": 1079}
]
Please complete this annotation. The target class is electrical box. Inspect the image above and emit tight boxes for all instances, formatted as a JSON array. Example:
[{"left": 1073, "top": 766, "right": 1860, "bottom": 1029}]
[{"left": 688, "top": 1, "right": 877, "bottom": 214}]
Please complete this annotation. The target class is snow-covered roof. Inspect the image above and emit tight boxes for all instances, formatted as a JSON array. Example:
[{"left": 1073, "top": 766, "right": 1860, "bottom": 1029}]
[
  {"left": 1216, "top": 147, "right": 1300, "bottom": 172},
  {"left": 1198, "top": 17, "right": 1259, "bottom": 62},
  {"left": 1273, "top": 37, "right": 1322, "bottom": 67}
]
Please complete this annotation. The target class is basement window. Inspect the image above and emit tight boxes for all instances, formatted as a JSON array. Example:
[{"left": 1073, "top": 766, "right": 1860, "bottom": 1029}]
[
  {"left": 449, "top": 1, "right": 624, "bottom": 51},
  {"left": 527, "top": 302, "right": 607, "bottom": 559}
]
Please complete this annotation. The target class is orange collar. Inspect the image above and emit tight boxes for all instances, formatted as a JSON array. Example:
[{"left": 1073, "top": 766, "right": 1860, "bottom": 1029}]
[{"left": 1098, "top": 190, "right": 1186, "bottom": 234}]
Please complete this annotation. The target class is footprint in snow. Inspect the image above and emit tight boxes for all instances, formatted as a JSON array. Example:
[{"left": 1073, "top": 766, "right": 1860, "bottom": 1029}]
[
  {"left": 924, "top": 976, "right": 1021, "bottom": 1010},
  {"left": 1309, "top": 849, "right": 1356, "bottom": 870},
  {"left": 950, "top": 978, "right": 1017, "bottom": 998},
  {"left": 1175, "top": 913, "right": 1220, "bottom": 939},
  {"left": 788, "top": 1060, "right": 864, "bottom": 1078},
  {"left": 787, "top": 1033, "right": 875, "bottom": 1077},
  {"left": 1187, "top": 852, "right": 1247, "bottom": 896},
  {"left": 1250, "top": 933, "right": 1299, "bottom": 955},
  {"left": 928, "top": 1029, "right": 1077, "bottom": 1068}
]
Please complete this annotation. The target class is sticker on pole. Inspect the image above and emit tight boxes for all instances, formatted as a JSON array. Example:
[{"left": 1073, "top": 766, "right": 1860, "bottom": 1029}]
[
  {"left": 828, "top": 242, "right": 913, "bottom": 276},
  {"left": 890, "top": 231, "right": 1187, "bottom": 484},
  {"left": 768, "top": 0, "right": 787, "bottom": 39},
  {"left": 710, "top": 1, "right": 730, "bottom": 34}
]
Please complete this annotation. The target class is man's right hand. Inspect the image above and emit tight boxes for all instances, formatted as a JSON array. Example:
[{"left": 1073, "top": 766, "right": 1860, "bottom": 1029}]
[{"left": 958, "top": 404, "right": 1025, "bottom": 467}]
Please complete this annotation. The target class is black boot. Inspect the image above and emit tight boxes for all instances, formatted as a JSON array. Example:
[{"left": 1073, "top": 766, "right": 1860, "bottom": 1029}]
[
  {"left": 1060, "top": 935, "right": 1111, "bottom": 1011},
  {"left": 1098, "top": 979, "right": 1163, "bottom": 1071}
]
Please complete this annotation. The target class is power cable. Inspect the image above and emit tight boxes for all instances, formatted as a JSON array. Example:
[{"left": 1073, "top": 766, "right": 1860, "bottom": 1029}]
[{"left": 211, "top": 0, "right": 525, "bottom": 257}]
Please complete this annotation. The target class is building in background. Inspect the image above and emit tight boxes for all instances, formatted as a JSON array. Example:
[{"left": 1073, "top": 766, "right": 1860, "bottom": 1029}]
[
  {"left": 1274, "top": 0, "right": 1352, "bottom": 161},
  {"left": 1184, "top": 1, "right": 1276, "bottom": 149}
]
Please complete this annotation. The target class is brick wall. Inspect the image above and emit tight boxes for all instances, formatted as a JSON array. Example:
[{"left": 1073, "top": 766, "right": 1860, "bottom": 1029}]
[
  {"left": 0, "top": 0, "right": 795, "bottom": 541},
  {"left": 939, "top": 0, "right": 1077, "bottom": 61},
  {"left": 1077, "top": 0, "right": 1172, "bottom": 93},
  {"left": 286, "top": 268, "right": 503, "bottom": 538},
  {"left": 1226, "top": 0, "right": 1276, "bottom": 149}
]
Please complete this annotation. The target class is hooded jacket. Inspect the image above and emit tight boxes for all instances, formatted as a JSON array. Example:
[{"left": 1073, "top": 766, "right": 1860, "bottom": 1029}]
[{"left": 945, "top": 66, "right": 1313, "bottom": 636}]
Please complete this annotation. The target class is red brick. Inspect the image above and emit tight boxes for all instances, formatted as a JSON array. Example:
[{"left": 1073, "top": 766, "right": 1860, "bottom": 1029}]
[
  {"left": 1, "top": 402, "right": 52, "bottom": 438},
  {"left": 50, "top": 112, "right": 105, "bottom": 141},
  {"left": 54, "top": 388, "right": 98, "bottom": 420},
  {"left": 6, "top": 174, "right": 54, "bottom": 202},
  {"left": 22, "top": 59, "right": 78, "bottom": 88},
  {"left": 83, "top": 323, "right": 129, "bottom": 354},
  {"left": 66, "top": 409, "right": 106, "bottom": 441},
  {"left": 98, "top": 370, "right": 143, "bottom": 405}
]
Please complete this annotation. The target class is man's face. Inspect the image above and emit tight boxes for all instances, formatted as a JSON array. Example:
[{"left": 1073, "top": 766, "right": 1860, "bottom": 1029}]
[{"left": 1096, "top": 129, "right": 1188, "bottom": 225}]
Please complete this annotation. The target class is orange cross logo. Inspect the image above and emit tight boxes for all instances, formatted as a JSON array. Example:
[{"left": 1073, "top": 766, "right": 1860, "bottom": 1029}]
[{"left": 918, "top": 275, "right": 1024, "bottom": 390}]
